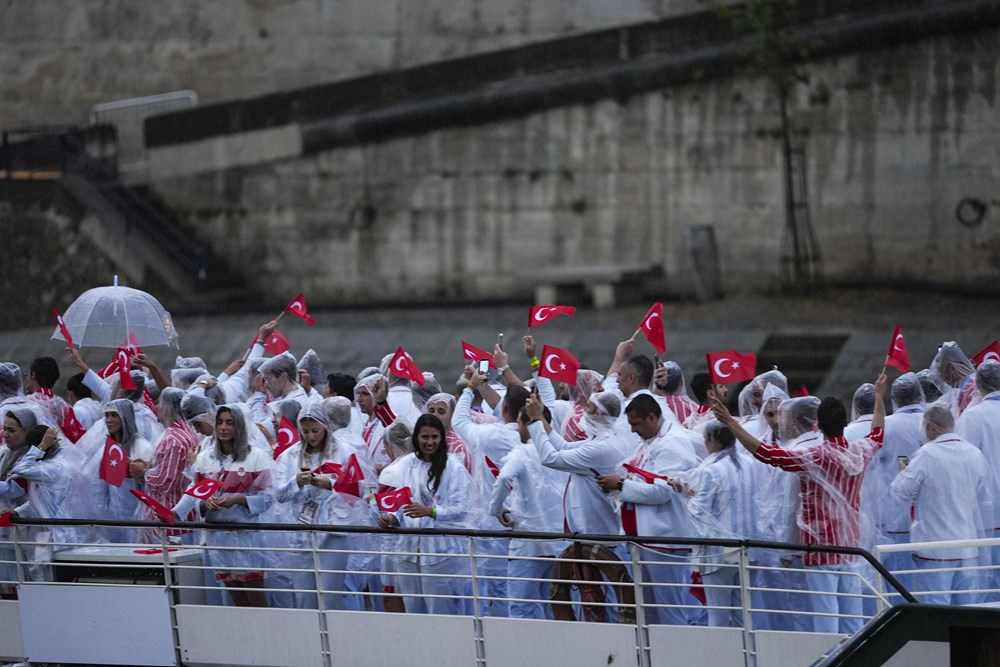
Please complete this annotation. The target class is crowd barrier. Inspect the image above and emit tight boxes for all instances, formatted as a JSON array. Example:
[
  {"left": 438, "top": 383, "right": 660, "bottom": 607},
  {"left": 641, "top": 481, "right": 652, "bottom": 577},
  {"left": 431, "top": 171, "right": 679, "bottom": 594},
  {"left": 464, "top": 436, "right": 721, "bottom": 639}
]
[{"left": 2, "top": 518, "right": 991, "bottom": 667}]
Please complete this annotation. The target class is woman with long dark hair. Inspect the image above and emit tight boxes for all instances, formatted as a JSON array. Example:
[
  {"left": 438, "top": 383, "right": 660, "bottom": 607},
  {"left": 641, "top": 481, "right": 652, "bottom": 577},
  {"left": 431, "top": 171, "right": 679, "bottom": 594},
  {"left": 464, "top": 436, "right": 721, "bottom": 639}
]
[
  {"left": 377, "top": 413, "right": 471, "bottom": 614},
  {"left": 172, "top": 405, "right": 275, "bottom": 607}
]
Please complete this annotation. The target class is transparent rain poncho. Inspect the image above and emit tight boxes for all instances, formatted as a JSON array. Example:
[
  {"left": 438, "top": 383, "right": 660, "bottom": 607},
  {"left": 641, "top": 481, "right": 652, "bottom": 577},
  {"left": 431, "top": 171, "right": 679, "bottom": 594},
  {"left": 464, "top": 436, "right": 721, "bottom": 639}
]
[
  {"left": 916, "top": 369, "right": 944, "bottom": 404},
  {"left": 976, "top": 360, "right": 1000, "bottom": 396},
  {"left": 891, "top": 372, "right": 926, "bottom": 411},
  {"left": 929, "top": 342, "right": 977, "bottom": 415},
  {"left": 561, "top": 369, "right": 604, "bottom": 442},
  {"left": 170, "top": 367, "right": 207, "bottom": 390},
  {"left": 269, "top": 399, "right": 373, "bottom": 528},
  {"left": 850, "top": 384, "right": 876, "bottom": 421},
  {"left": 175, "top": 355, "right": 206, "bottom": 370},
  {"left": 296, "top": 349, "right": 327, "bottom": 393},
  {"left": 754, "top": 396, "right": 882, "bottom": 564},
  {"left": 411, "top": 373, "right": 443, "bottom": 413},
  {"left": 181, "top": 393, "right": 216, "bottom": 429},
  {"left": 0, "top": 363, "right": 24, "bottom": 403},
  {"left": 583, "top": 391, "right": 621, "bottom": 439},
  {"left": 660, "top": 361, "right": 699, "bottom": 424}
]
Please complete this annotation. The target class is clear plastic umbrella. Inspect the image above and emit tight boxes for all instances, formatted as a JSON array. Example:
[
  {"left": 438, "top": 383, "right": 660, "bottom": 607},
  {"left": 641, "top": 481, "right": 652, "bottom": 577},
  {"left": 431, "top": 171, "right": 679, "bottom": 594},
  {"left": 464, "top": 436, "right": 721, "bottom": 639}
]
[{"left": 50, "top": 280, "right": 179, "bottom": 349}]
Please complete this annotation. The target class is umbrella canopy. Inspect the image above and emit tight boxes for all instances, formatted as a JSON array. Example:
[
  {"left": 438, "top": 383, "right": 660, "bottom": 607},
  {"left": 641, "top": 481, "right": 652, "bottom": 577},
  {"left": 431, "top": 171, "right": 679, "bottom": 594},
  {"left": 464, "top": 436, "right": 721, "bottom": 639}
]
[{"left": 51, "top": 284, "right": 179, "bottom": 349}]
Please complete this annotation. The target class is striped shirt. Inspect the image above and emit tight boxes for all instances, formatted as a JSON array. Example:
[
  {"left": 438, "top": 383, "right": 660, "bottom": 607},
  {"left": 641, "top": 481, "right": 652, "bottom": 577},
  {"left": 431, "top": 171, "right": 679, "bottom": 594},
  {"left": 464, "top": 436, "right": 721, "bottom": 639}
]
[{"left": 754, "top": 428, "right": 884, "bottom": 566}]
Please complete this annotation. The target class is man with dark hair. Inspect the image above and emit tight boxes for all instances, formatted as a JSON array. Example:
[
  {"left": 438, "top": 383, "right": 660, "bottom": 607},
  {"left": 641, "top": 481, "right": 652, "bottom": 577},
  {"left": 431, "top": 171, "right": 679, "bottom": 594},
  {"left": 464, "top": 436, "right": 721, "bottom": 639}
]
[
  {"left": 324, "top": 373, "right": 357, "bottom": 401},
  {"left": 711, "top": 373, "right": 888, "bottom": 634},
  {"left": 66, "top": 371, "right": 102, "bottom": 429},
  {"left": 595, "top": 393, "right": 699, "bottom": 625},
  {"left": 26, "top": 357, "right": 60, "bottom": 394}
]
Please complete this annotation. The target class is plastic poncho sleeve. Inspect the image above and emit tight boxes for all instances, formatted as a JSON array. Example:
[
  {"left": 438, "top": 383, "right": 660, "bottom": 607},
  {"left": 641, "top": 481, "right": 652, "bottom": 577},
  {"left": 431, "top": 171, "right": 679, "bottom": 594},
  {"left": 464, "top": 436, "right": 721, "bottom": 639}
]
[
  {"left": 488, "top": 452, "right": 523, "bottom": 518},
  {"left": 82, "top": 369, "right": 112, "bottom": 405},
  {"left": 529, "top": 421, "right": 601, "bottom": 473}
]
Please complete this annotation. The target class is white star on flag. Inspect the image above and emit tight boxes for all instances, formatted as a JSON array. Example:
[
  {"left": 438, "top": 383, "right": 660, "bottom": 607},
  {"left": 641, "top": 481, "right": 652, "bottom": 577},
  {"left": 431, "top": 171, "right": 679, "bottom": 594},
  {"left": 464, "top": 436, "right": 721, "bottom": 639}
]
[{"left": 732, "top": 362, "right": 740, "bottom": 369}]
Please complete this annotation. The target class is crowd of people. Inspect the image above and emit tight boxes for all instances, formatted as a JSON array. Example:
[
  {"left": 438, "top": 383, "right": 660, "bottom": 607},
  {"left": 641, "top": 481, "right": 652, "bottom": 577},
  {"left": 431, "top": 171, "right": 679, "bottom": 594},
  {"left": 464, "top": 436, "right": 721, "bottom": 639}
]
[{"left": 0, "top": 318, "right": 997, "bottom": 633}]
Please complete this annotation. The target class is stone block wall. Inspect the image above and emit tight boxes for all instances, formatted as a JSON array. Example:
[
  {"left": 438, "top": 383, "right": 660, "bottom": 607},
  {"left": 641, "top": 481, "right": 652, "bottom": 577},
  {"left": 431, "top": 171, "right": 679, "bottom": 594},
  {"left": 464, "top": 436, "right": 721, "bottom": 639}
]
[{"left": 149, "top": 24, "right": 1000, "bottom": 303}]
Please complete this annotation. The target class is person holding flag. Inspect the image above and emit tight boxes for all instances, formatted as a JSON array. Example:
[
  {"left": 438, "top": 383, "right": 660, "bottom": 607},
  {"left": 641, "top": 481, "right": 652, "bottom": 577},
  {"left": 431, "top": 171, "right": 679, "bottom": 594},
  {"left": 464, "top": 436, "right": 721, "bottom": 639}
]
[
  {"left": 376, "top": 414, "right": 473, "bottom": 615},
  {"left": 710, "top": 372, "right": 888, "bottom": 634},
  {"left": 928, "top": 341, "right": 976, "bottom": 416},
  {"left": 127, "top": 388, "right": 201, "bottom": 544},
  {"left": 273, "top": 400, "right": 372, "bottom": 610},
  {"left": 86, "top": 399, "right": 154, "bottom": 544},
  {"left": 172, "top": 405, "right": 276, "bottom": 607}
]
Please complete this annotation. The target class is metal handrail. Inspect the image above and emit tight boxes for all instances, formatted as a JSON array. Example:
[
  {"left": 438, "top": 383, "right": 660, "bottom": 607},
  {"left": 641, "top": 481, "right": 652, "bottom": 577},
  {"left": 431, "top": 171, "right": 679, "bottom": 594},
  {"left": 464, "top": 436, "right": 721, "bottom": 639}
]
[{"left": 7, "top": 515, "right": 917, "bottom": 603}]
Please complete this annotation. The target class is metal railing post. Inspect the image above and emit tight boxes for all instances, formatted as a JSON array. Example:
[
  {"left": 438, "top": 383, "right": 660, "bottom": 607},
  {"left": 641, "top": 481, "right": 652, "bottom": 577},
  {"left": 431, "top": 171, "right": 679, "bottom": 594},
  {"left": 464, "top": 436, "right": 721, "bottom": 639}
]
[
  {"left": 310, "top": 530, "right": 332, "bottom": 667},
  {"left": 468, "top": 537, "right": 486, "bottom": 666},
  {"left": 738, "top": 547, "right": 757, "bottom": 667},
  {"left": 159, "top": 528, "right": 184, "bottom": 667},
  {"left": 628, "top": 542, "right": 652, "bottom": 667}
]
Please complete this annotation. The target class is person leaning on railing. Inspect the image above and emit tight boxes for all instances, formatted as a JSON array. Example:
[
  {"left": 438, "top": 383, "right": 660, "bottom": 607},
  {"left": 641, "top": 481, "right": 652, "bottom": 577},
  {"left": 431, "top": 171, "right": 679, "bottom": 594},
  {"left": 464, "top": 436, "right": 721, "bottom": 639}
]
[{"left": 710, "top": 372, "right": 887, "bottom": 635}]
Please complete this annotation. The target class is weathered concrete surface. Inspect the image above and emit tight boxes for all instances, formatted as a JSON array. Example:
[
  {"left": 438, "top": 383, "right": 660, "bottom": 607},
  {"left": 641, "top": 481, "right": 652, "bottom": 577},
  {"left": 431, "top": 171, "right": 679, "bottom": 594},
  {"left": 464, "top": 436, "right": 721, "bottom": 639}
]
[
  {"left": 0, "top": 0, "right": 703, "bottom": 128},
  {"left": 6, "top": 288, "right": 996, "bottom": 406},
  {"left": 148, "top": 24, "right": 1000, "bottom": 301}
]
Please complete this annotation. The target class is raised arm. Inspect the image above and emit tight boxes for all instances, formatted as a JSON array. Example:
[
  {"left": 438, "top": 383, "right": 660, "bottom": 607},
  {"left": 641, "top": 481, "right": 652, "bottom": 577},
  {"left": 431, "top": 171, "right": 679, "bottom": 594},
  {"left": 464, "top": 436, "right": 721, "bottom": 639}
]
[{"left": 708, "top": 389, "right": 762, "bottom": 455}]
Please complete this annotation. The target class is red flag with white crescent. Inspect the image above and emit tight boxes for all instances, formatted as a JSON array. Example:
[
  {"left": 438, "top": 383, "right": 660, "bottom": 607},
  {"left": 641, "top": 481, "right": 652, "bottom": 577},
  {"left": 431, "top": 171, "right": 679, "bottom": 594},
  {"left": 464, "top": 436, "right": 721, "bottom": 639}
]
[
  {"left": 484, "top": 455, "right": 501, "bottom": 478},
  {"left": 99, "top": 436, "right": 128, "bottom": 487},
  {"left": 538, "top": 345, "right": 581, "bottom": 385},
  {"left": 60, "top": 405, "right": 87, "bottom": 444},
  {"left": 333, "top": 453, "right": 364, "bottom": 497},
  {"left": 262, "top": 329, "right": 291, "bottom": 355},
  {"left": 461, "top": 341, "right": 495, "bottom": 368},
  {"left": 528, "top": 305, "right": 577, "bottom": 327},
  {"left": 52, "top": 308, "right": 74, "bottom": 351},
  {"left": 623, "top": 462, "right": 670, "bottom": 484},
  {"left": 389, "top": 347, "right": 426, "bottom": 387},
  {"left": 885, "top": 325, "right": 911, "bottom": 373},
  {"left": 638, "top": 302, "right": 666, "bottom": 354},
  {"left": 973, "top": 341, "right": 1000, "bottom": 367},
  {"left": 313, "top": 461, "right": 343, "bottom": 475},
  {"left": 116, "top": 348, "right": 137, "bottom": 391},
  {"left": 285, "top": 293, "right": 316, "bottom": 326},
  {"left": 184, "top": 477, "right": 225, "bottom": 499},
  {"left": 130, "top": 489, "right": 175, "bottom": 524},
  {"left": 375, "top": 486, "right": 413, "bottom": 513},
  {"left": 273, "top": 416, "right": 299, "bottom": 460},
  {"left": 706, "top": 350, "right": 757, "bottom": 385}
]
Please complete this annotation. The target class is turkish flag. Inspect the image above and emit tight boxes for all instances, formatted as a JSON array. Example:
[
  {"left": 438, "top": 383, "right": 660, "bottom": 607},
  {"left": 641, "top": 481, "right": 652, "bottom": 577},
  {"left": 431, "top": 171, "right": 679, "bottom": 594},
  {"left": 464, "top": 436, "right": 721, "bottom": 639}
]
[
  {"left": 538, "top": 345, "right": 581, "bottom": 385},
  {"left": 638, "top": 302, "right": 666, "bottom": 354},
  {"left": 313, "top": 461, "right": 343, "bottom": 475},
  {"left": 623, "top": 463, "right": 669, "bottom": 484},
  {"left": 333, "top": 453, "right": 364, "bottom": 497},
  {"left": 60, "top": 405, "right": 87, "bottom": 444},
  {"left": 461, "top": 341, "right": 495, "bottom": 368},
  {"left": 389, "top": 347, "right": 426, "bottom": 387},
  {"left": 885, "top": 325, "right": 911, "bottom": 373},
  {"left": 285, "top": 293, "right": 316, "bottom": 326},
  {"left": 689, "top": 571, "right": 707, "bottom": 605},
  {"left": 262, "top": 329, "right": 291, "bottom": 355},
  {"left": 706, "top": 350, "right": 757, "bottom": 384},
  {"left": 375, "top": 486, "right": 413, "bottom": 512},
  {"left": 52, "top": 308, "right": 74, "bottom": 351},
  {"left": 116, "top": 348, "right": 137, "bottom": 391},
  {"left": 484, "top": 455, "right": 501, "bottom": 478},
  {"left": 184, "top": 477, "right": 225, "bottom": 499},
  {"left": 795, "top": 384, "right": 810, "bottom": 397},
  {"left": 273, "top": 416, "right": 299, "bottom": 460},
  {"left": 973, "top": 341, "right": 1000, "bottom": 367},
  {"left": 0, "top": 512, "right": 13, "bottom": 527},
  {"left": 99, "top": 436, "right": 128, "bottom": 487},
  {"left": 528, "top": 305, "right": 577, "bottom": 327},
  {"left": 130, "top": 489, "right": 175, "bottom": 524}
]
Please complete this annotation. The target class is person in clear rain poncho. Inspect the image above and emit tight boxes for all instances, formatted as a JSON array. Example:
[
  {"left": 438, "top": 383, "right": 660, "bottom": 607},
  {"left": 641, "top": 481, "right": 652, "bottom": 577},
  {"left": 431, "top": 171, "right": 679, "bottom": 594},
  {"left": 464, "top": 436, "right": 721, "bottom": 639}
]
[
  {"left": 928, "top": 342, "right": 977, "bottom": 416},
  {"left": 957, "top": 360, "right": 1000, "bottom": 593},
  {"left": 0, "top": 364, "right": 48, "bottom": 441},
  {"left": 376, "top": 414, "right": 474, "bottom": 615},
  {"left": 76, "top": 399, "right": 154, "bottom": 544},
  {"left": 653, "top": 361, "right": 699, "bottom": 425},
  {"left": 679, "top": 419, "right": 757, "bottom": 627},
  {"left": 872, "top": 373, "right": 925, "bottom": 571},
  {"left": 892, "top": 403, "right": 994, "bottom": 605},
  {"left": 296, "top": 349, "right": 327, "bottom": 400},
  {"left": 272, "top": 399, "right": 372, "bottom": 610},
  {"left": 371, "top": 419, "right": 414, "bottom": 614},
  {"left": 711, "top": 373, "right": 887, "bottom": 634},
  {"left": 172, "top": 405, "right": 276, "bottom": 607}
]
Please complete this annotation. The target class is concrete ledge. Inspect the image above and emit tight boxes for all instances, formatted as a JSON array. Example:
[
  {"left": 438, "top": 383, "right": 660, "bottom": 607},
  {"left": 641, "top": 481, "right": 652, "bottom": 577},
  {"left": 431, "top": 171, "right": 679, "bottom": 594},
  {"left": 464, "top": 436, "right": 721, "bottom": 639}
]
[{"left": 147, "top": 124, "right": 302, "bottom": 180}]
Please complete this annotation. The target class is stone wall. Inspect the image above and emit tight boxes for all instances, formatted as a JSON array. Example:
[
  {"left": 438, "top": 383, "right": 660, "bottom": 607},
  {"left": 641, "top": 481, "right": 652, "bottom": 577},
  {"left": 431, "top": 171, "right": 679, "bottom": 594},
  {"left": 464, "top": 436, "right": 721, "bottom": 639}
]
[
  {"left": 0, "top": 0, "right": 704, "bottom": 128},
  {"left": 149, "top": 25, "right": 1000, "bottom": 303}
]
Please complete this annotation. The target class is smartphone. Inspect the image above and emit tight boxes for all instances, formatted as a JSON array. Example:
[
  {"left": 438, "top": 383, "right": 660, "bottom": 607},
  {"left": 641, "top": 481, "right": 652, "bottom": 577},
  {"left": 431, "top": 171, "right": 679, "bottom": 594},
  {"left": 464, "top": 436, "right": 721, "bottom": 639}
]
[
  {"left": 496, "top": 332, "right": 504, "bottom": 350},
  {"left": 477, "top": 358, "right": 490, "bottom": 375}
]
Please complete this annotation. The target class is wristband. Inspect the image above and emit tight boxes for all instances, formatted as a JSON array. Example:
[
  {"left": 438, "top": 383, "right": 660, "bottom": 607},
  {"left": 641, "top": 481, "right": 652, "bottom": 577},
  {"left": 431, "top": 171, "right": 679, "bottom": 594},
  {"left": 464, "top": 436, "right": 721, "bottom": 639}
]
[
  {"left": 497, "top": 364, "right": 510, "bottom": 374},
  {"left": 529, "top": 357, "right": 540, "bottom": 369},
  {"left": 430, "top": 507, "right": 437, "bottom": 519}
]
